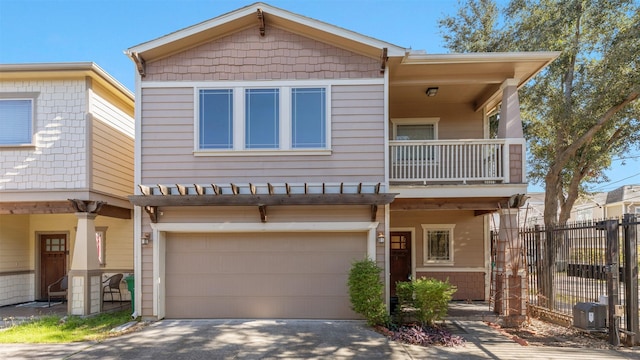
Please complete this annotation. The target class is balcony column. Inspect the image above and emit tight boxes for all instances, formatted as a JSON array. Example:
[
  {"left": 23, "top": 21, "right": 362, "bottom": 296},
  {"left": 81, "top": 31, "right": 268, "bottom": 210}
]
[
  {"left": 497, "top": 79, "right": 523, "bottom": 139},
  {"left": 68, "top": 200, "right": 104, "bottom": 316},
  {"left": 494, "top": 208, "right": 526, "bottom": 326}
]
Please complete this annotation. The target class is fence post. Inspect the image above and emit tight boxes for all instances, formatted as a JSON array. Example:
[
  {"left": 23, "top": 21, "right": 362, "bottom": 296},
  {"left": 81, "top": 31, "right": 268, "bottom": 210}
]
[
  {"left": 601, "top": 219, "right": 620, "bottom": 346},
  {"left": 623, "top": 214, "right": 638, "bottom": 346}
]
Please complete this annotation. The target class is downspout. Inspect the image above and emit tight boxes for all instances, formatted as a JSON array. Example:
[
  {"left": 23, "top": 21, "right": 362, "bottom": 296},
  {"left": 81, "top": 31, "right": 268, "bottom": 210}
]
[
  {"left": 383, "top": 52, "right": 391, "bottom": 311},
  {"left": 125, "top": 50, "right": 144, "bottom": 318}
]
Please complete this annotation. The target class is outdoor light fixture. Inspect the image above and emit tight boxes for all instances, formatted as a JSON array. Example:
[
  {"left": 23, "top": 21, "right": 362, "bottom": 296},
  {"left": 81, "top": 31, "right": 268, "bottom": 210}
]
[
  {"left": 425, "top": 87, "right": 439, "bottom": 97},
  {"left": 377, "top": 232, "right": 385, "bottom": 244},
  {"left": 141, "top": 232, "right": 151, "bottom": 245}
]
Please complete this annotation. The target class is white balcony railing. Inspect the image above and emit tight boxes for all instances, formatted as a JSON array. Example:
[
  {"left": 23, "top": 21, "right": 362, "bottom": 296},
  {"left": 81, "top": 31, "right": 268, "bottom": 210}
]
[{"left": 389, "top": 139, "right": 514, "bottom": 184}]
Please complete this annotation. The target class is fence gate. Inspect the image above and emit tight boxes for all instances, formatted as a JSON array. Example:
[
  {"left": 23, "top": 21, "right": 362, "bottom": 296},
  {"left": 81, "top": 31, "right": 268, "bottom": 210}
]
[{"left": 497, "top": 215, "right": 639, "bottom": 346}]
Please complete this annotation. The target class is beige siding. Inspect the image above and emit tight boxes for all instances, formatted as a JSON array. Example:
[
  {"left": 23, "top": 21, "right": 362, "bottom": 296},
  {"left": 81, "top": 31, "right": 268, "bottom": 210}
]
[
  {"left": 140, "top": 85, "right": 384, "bottom": 185},
  {"left": 0, "top": 215, "right": 30, "bottom": 272},
  {"left": 390, "top": 102, "right": 484, "bottom": 140},
  {"left": 90, "top": 82, "right": 135, "bottom": 137},
  {"left": 390, "top": 210, "right": 485, "bottom": 267},
  {"left": 92, "top": 118, "right": 135, "bottom": 197},
  {"left": 158, "top": 205, "right": 371, "bottom": 223},
  {"left": 144, "top": 27, "right": 382, "bottom": 81}
]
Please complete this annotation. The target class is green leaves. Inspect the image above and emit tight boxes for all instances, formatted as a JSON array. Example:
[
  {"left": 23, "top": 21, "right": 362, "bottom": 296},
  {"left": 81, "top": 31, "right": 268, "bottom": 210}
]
[
  {"left": 439, "top": 0, "right": 640, "bottom": 225},
  {"left": 347, "top": 259, "right": 389, "bottom": 326},
  {"left": 395, "top": 278, "right": 457, "bottom": 327}
]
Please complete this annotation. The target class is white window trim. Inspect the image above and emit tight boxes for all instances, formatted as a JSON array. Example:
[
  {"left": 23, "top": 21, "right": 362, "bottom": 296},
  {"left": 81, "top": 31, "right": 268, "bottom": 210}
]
[
  {"left": 422, "top": 224, "right": 455, "bottom": 265},
  {"left": 391, "top": 117, "right": 439, "bottom": 140},
  {"left": 0, "top": 95, "right": 37, "bottom": 148},
  {"left": 194, "top": 82, "right": 331, "bottom": 156}
]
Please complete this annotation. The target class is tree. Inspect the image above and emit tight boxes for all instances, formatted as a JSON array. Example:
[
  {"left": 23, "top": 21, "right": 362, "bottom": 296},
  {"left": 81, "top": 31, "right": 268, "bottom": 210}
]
[
  {"left": 440, "top": 0, "right": 640, "bottom": 226},
  {"left": 439, "top": 0, "right": 504, "bottom": 52}
]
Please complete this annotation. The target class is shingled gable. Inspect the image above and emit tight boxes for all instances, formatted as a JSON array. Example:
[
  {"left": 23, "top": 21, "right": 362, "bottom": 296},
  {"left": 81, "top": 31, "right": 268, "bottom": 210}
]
[{"left": 126, "top": 2, "right": 406, "bottom": 69}]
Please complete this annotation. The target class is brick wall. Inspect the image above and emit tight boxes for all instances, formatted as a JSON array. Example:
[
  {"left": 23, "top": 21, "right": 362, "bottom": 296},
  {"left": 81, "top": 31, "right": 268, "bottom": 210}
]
[
  {"left": 416, "top": 271, "right": 485, "bottom": 301},
  {"left": 144, "top": 26, "right": 382, "bottom": 81},
  {"left": 0, "top": 79, "right": 87, "bottom": 190}
]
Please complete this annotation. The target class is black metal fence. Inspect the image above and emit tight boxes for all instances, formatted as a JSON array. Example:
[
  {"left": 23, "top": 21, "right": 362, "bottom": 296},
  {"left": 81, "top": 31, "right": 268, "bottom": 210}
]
[{"left": 519, "top": 214, "right": 639, "bottom": 345}]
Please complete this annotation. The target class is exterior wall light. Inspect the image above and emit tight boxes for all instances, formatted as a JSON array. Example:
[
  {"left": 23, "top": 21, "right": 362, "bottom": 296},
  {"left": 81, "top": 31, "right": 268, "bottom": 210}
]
[
  {"left": 377, "top": 232, "right": 385, "bottom": 243},
  {"left": 141, "top": 232, "right": 151, "bottom": 245},
  {"left": 425, "top": 87, "right": 439, "bottom": 97}
]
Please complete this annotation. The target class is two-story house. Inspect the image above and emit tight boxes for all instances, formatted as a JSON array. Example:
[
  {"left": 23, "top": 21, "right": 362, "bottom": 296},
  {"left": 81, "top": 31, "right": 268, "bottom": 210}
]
[
  {"left": 126, "top": 3, "right": 558, "bottom": 320},
  {"left": 0, "top": 63, "right": 134, "bottom": 315}
]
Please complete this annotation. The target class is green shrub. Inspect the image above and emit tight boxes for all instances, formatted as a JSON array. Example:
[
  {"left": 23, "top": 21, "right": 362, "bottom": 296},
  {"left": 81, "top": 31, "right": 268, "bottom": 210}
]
[
  {"left": 395, "top": 281, "right": 414, "bottom": 307},
  {"left": 347, "top": 259, "right": 389, "bottom": 326},
  {"left": 395, "top": 277, "right": 457, "bottom": 326},
  {"left": 394, "top": 281, "right": 415, "bottom": 324}
]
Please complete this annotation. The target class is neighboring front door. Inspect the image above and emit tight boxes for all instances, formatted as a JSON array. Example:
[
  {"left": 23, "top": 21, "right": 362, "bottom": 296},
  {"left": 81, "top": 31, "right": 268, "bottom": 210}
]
[
  {"left": 39, "top": 234, "right": 67, "bottom": 300},
  {"left": 390, "top": 231, "right": 412, "bottom": 298}
]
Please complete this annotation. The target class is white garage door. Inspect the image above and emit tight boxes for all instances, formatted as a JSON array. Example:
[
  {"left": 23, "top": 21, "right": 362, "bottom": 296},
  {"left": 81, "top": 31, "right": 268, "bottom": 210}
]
[{"left": 165, "top": 232, "right": 368, "bottom": 319}]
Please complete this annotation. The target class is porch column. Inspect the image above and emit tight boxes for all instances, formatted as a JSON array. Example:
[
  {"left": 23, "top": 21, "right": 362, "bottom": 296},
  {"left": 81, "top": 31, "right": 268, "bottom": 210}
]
[
  {"left": 494, "top": 208, "right": 526, "bottom": 326},
  {"left": 68, "top": 200, "right": 104, "bottom": 316},
  {"left": 497, "top": 79, "right": 523, "bottom": 139}
]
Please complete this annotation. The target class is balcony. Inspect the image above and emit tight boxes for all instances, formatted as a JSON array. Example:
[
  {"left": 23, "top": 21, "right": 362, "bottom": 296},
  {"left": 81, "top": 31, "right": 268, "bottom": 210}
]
[{"left": 389, "top": 139, "right": 524, "bottom": 185}]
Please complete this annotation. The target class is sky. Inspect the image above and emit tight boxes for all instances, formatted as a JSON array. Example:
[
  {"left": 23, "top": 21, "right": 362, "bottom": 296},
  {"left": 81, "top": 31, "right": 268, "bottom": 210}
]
[{"left": 0, "top": 0, "right": 638, "bottom": 193}]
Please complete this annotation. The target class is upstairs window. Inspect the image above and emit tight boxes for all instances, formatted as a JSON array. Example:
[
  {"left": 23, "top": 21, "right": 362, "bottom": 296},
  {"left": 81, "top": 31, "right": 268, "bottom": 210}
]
[
  {"left": 392, "top": 118, "right": 438, "bottom": 141},
  {"left": 0, "top": 99, "right": 33, "bottom": 146},
  {"left": 245, "top": 89, "right": 279, "bottom": 149},
  {"left": 199, "top": 89, "right": 233, "bottom": 149},
  {"left": 292, "top": 88, "right": 326, "bottom": 148},
  {"left": 197, "top": 85, "right": 329, "bottom": 153}
]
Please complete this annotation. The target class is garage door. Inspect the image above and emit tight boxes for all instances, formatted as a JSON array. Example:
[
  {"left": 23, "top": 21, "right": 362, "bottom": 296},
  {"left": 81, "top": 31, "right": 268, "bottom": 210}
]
[{"left": 165, "top": 232, "right": 367, "bottom": 319}]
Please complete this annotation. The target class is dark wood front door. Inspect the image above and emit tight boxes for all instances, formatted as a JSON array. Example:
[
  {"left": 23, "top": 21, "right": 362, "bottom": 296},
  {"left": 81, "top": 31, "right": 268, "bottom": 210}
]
[
  {"left": 40, "top": 234, "right": 67, "bottom": 300},
  {"left": 390, "top": 231, "right": 412, "bottom": 297}
]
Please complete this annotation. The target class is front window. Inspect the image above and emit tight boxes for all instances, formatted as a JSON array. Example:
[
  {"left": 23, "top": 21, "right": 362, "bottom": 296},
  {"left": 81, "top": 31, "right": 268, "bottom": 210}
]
[
  {"left": 0, "top": 99, "right": 33, "bottom": 145},
  {"left": 199, "top": 89, "right": 233, "bottom": 149},
  {"left": 396, "top": 124, "right": 435, "bottom": 141},
  {"left": 392, "top": 118, "right": 439, "bottom": 161},
  {"left": 292, "top": 88, "right": 326, "bottom": 148},
  {"left": 196, "top": 84, "right": 329, "bottom": 153},
  {"left": 245, "top": 89, "right": 279, "bottom": 149},
  {"left": 392, "top": 118, "right": 438, "bottom": 141},
  {"left": 422, "top": 224, "right": 455, "bottom": 264}
]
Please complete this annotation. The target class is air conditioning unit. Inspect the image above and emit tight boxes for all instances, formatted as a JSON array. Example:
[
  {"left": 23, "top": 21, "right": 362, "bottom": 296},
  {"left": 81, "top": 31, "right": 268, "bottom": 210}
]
[{"left": 573, "top": 302, "right": 607, "bottom": 330}]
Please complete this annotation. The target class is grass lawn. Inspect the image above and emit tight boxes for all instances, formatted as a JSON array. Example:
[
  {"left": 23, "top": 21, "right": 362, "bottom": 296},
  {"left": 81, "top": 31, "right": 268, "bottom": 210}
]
[{"left": 0, "top": 309, "right": 134, "bottom": 343}]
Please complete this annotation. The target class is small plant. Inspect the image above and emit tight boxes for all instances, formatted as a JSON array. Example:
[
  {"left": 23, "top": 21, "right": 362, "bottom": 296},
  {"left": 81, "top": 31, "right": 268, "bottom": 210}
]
[
  {"left": 395, "top": 277, "right": 457, "bottom": 326},
  {"left": 390, "top": 324, "right": 466, "bottom": 347},
  {"left": 347, "top": 259, "right": 389, "bottom": 326}
]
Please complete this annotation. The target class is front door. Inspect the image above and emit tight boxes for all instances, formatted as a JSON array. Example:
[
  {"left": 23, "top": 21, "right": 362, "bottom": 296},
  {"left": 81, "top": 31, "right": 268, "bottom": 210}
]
[
  {"left": 39, "top": 234, "right": 67, "bottom": 300},
  {"left": 390, "top": 231, "right": 412, "bottom": 298}
]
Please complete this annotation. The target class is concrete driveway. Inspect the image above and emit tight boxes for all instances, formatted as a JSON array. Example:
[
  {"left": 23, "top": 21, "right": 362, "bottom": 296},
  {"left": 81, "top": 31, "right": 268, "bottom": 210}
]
[
  {"left": 1, "top": 320, "right": 436, "bottom": 360},
  {"left": 1, "top": 319, "right": 637, "bottom": 359}
]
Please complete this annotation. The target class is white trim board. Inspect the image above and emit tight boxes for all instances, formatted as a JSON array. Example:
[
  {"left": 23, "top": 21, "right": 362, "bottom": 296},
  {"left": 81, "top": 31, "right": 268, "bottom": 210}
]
[{"left": 140, "top": 78, "right": 384, "bottom": 88}]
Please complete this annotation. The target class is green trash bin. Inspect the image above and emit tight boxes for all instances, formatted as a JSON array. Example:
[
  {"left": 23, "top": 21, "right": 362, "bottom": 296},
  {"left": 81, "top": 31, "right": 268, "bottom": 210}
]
[{"left": 125, "top": 275, "right": 135, "bottom": 313}]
